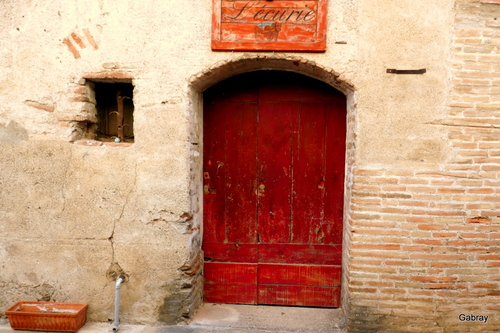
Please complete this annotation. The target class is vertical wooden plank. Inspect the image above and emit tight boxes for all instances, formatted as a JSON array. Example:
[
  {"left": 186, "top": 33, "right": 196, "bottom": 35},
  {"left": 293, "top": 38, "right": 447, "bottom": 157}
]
[
  {"left": 291, "top": 102, "right": 326, "bottom": 244},
  {"left": 226, "top": 102, "right": 258, "bottom": 244},
  {"left": 203, "top": 96, "right": 227, "bottom": 244},
  {"left": 323, "top": 97, "right": 346, "bottom": 245},
  {"left": 257, "top": 102, "right": 295, "bottom": 244}
]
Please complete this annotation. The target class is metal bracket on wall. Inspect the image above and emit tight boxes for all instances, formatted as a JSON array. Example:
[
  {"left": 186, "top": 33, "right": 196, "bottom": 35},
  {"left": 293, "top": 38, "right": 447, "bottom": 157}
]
[{"left": 386, "top": 68, "right": 427, "bottom": 75}]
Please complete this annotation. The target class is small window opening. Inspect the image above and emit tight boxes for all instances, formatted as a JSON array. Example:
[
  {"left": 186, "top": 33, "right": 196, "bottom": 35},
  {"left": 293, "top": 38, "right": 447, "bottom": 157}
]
[{"left": 94, "top": 82, "right": 134, "bottom": 143}]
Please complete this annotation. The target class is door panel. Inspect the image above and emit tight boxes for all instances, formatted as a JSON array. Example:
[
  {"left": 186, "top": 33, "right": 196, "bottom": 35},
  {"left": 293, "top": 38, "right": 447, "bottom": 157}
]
[
  {"left": 203, "top": 98, "right": 227, "bottom": 244},
  {"left": 204, "top": 263, "right": 258, "bottom": 304},
  {"left": 257, "top": 244, "right": 342, "bottom": 265},
  {"left": 203, "top": 243, "right": 258, "bottom": 263},
  {"left": 258, "top": 264, "right": 341, "bottom": 286},
  {"left": 258, "top": 285, "right": 341, "bottom": 307},
  {"left": 257, "top": 102, "right": 296, "bottom": 244},
  {"left": 204, "top": 284, "right": 258, "bottom": 304},
  {"left": 203, "top": 71, "right": 346, "bottom": 307},
  {"left": 225, "top": 102, "right": 258, "bottom": 244},
  {"left": 292, "top": 102, "right": 327, "bottom": 244}
]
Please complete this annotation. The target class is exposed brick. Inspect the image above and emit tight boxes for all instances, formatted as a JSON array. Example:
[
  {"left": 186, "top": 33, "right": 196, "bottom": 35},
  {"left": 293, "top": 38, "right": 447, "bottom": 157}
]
[
  {"left": 83, "top": 29, "right": 99, "bottom": 50},
  {"left": 431, "top": 262, "right": 458, "bottom": 268},
  {"left": 351, "top": 250, "right": 409, "bottom": 259},
  {"left": 448, "top": 225, "right": 475, "bottom": 231},
  {"left": 386, "top": 260, "right": 413, "bottom": 266},
  {"left": 409, "top": 254, "right": 468, "bottom": 261},
  {"left": 472, "top": 283, "right": 498, "bottom": 288},
  {"left": 467, "top": 216, "right": 492, "bottom": 223},
  {"left": 71, "top": 32, "right": 86, "bottom": 48},
  {"left": 407, "top": 216, "right": 434, "bottom": 223},
  {"left": 432, "top": 232, "right": 458, "bottom": 238},
  {"left": 24, "top": 100, "right": 55, "bottom": 112},
  {"left": 480, "top": 211, "right": 500, "bottom": 217},
  {"left": 460, "top": 232, "right": 489, "bottom": 238},
  {"left": 418, "top": 224, "right": 446, "bottom": 231},
  {"left": 437, "top": 187, "right": 465, "bottom": 193},
  {"left": 455, "top": 29, "right": 482, "bottom": 37},
  {"left": 350, "top": 287, "right": 378, "bottom": 293},
  {"left": 477, "top": 254, "right": 500, "bottom": 260},
  {"left": 488, "top": 261, "right": 500, "bottom": 267},
  {"left": 63, "top": 38, "right": 80, "bottom": 59},
  {"left": 401, "top": 245, "right": 431, "bottom": 252},
  {"left": 364, "top": 281, "right": 394, "bottom": 287},
  {"left": 477, "top": 224, "right": 500, "bottom": 231},
  {"left": 438, "top": 277, "right": 458, "bottom": 282},
  {"left": 83, "top": 71, "right": 134, "bottom": 81},
  {"left": 413, "top": 239, "right": 442, "bottom": 245},
  {"left": 426, "top": 283, "right": 454, "bottom": 289},
  {"left": 467, "top": 203, "right": 494, "bottom": 209},
  {"left": 352, "top": 244, "right": 401, "bottom": 251},
  {"left": 380, "top": 288, "right": 406, "bottom": 294},
  {"left": 353, "top": 169, "right": 385, "bottom": 176},
  {"left": 352, "top": 228, "right": 410, "bottom": 236},
  {"left": 349, "top": 258, "right": 383, "bottom": 266},
  {"left": 410, "top": 276, "right": 438, "bottom": 282}
]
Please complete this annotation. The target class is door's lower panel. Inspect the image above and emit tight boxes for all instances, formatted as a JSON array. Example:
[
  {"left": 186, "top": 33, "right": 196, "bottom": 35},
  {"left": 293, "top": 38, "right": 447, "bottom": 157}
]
[
  {"left": 204, "top": 262, "right": 341, "bottom": 307},
  {"left": 204, "top": 262, "right": 258, "bottom": 304},
  {"left": 204, "top": 284, "right": 258, "bottom": 304},
  {"left": 258, "top": 285, "right": 340, "bottom": 307},
  {"left": 258, "top": 264, "right": 341, "bottom": 286}
]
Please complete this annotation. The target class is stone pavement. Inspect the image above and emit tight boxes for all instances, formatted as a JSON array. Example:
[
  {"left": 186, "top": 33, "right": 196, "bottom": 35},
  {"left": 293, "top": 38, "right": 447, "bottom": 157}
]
[{"left": 0, "top": 303, "right": 346, "bottom": 333}]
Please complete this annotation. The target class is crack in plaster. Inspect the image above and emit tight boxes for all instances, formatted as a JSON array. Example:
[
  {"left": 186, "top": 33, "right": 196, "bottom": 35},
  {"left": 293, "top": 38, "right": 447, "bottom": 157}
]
[
  {"left": 60, "top": 147, "right": 73, "bottom": 215},
  {"left": 106, "top": 162, "right": 137, "bottom": 281}
]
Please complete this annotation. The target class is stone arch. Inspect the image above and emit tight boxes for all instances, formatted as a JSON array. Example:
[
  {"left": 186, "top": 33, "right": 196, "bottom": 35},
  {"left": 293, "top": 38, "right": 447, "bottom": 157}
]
[
  {"left": 186, "top": 54, "right": 357, "bottom": 321},
  {"left": 188, "top": 54, "right": 355, "bottom": 95}
]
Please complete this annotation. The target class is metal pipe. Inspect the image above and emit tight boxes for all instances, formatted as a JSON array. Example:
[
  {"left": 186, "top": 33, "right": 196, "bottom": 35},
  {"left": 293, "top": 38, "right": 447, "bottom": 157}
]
[{"left": 112, "top": 276, "right": 124, "bottom": 331}]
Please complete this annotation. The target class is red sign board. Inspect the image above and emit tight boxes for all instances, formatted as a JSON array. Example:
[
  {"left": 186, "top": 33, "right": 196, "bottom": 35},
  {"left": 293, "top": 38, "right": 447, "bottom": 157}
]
[{"left": 212, "top": 0, "right": 328, "bottom": 52}]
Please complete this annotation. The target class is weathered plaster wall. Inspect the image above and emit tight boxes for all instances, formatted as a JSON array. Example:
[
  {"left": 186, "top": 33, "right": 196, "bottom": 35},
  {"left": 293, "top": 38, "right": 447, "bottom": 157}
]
[{"left": 2, "top": 0, "right": 498, "bottom": 331}]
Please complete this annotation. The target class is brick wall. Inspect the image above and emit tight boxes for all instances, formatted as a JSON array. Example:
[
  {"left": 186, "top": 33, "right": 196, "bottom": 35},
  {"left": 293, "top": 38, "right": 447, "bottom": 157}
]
[{"left": 346, "top": 1, "right": 500, "bottom": 331}]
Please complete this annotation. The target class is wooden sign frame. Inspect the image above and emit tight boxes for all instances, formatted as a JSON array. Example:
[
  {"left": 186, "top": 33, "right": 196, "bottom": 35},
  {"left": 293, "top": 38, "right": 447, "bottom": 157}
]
[{"left": 212, "top": 0, "right": 328, "bottom": 52}]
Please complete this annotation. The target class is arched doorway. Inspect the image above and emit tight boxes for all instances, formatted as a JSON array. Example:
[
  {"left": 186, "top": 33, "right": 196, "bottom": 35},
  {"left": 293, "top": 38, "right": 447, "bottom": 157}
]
[{"left": 202, "top": 71, "right": 346, "bottom": 307}]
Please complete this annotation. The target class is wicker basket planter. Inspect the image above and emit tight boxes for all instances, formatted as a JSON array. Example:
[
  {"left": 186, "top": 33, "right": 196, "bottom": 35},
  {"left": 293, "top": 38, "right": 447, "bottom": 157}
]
[{"left": 6, "top": 301, "right": 87, "bottom": 332}]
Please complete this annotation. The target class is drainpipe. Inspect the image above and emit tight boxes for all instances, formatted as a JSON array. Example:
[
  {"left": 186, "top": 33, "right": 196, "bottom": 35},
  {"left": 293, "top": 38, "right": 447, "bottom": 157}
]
[{"left": 112, "top": 276, "right": 125, "bottom": 331}]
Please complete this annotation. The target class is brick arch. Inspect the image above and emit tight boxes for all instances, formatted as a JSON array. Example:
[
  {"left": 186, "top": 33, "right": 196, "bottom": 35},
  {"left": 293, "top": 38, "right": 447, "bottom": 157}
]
[{"left": 188, "top": 54, "right": 355, "bottom": 95}]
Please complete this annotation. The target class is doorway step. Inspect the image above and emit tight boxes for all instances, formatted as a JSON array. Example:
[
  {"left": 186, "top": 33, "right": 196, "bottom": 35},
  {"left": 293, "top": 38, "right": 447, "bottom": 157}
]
[{"left": 184, "top": 303, "right": 347, "bottom": 332}]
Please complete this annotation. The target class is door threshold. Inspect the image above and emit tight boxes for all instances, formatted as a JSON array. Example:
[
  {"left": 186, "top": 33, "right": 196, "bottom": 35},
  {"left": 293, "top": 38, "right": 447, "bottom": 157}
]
[{"left": 187, "top": 303, "right": 346, "bottom": 332}]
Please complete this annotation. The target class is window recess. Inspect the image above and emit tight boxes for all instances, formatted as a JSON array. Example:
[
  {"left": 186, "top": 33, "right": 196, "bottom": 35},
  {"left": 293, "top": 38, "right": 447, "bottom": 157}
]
[{"left": 94, "top": 82, "right": 134, "bottom": 143}]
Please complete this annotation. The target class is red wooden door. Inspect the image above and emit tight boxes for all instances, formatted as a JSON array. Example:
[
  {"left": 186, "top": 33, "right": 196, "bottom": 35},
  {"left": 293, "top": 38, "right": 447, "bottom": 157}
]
[{"left": 203, "top": 71, "right": 346, "bottom": 307}]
